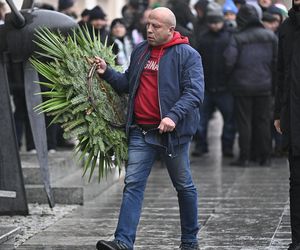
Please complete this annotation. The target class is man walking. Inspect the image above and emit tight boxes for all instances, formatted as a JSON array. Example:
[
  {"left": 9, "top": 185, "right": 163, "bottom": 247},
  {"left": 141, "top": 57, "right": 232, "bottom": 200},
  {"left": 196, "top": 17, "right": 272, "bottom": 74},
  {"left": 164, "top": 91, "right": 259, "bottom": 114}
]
[
  {"left": 94, "top": 7, "right": 204, "bottom": 250},
  {"left": 274, "top": 0, "right": 300, "bottom": 249}
]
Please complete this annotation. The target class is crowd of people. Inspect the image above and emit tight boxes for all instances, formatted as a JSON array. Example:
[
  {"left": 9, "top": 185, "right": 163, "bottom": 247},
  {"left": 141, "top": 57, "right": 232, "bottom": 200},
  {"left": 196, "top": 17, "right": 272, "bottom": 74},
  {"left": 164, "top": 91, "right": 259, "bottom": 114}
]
[{"left": 71, "top": 0, "right": 288, "bottom": 167}]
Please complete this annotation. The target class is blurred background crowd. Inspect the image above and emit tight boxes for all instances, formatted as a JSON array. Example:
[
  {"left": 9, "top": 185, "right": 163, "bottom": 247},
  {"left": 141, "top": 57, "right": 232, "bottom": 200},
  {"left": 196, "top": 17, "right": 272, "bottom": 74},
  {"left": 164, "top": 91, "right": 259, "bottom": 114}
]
[{"left": 0, "top": 0, "right": 290, "bottom": 166}]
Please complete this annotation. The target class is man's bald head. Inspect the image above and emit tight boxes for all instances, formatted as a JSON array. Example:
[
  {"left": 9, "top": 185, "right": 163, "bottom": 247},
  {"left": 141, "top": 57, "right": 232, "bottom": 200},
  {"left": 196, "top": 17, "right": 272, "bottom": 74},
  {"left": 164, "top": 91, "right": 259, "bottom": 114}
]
[
  {"left": 146, "top": 7, "right": 177, "bottom": 46},
  {"left": 149, "top": 7, "right": 176, "bottom": 28}
]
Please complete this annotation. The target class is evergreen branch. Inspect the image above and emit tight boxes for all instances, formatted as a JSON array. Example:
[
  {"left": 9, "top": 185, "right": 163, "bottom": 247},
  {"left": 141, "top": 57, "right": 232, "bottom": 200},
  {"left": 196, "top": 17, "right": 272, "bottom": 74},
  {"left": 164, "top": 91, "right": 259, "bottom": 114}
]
[{"left": 31, "top": 26, "right": 128, "bottom": 182}]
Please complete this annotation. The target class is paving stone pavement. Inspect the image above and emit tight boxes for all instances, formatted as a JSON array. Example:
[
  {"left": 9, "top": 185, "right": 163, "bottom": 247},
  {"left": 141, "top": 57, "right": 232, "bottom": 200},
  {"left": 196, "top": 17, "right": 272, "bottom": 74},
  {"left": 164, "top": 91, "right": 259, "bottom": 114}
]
[{"left": 17, "top": 113, "right": 291, "bottom": 250}]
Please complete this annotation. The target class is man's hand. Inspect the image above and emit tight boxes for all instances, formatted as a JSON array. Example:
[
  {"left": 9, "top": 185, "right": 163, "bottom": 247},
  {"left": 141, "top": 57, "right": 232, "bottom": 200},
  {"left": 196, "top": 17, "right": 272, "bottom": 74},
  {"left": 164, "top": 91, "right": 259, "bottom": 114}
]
[
  {"left": 158, "top": 117, "right": 176, "bottom": 134},
  {"left": 274, "top": 119, "right": 282, "bottom": 134},
  {"left": 94, "top": 56, "right": 107, "bottom": 75}
]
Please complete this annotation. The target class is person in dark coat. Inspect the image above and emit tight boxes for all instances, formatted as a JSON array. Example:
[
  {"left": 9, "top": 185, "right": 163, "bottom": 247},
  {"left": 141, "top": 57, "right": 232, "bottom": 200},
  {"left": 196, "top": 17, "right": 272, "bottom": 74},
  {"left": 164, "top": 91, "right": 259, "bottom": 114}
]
[
  {"left": 192, "top": 1, "right": 236, "bottom": 157},
  {"left": 78, "top": 8, "right": 90, "bottom": 28},
  {"left": 224, "top": 4, "right": 277, "bottom": 166},
  {"left": 274, "top": 0, "right": 300, "bottom": 248},
  {"left": 88, "top": 6, "right": 110, "bottom": 44}
]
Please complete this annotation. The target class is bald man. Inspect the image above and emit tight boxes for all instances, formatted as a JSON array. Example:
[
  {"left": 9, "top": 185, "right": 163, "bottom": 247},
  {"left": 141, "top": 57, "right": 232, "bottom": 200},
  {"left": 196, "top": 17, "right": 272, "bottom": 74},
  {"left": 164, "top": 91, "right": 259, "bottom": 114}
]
[{"left": 95, "top": 7, "right": 204, "bottom": 250}]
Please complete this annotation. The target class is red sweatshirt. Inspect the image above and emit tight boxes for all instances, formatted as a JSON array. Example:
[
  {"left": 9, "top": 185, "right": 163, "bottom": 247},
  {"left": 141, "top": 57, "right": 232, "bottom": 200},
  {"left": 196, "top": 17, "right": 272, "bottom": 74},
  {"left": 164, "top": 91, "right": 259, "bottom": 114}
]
[{"left": 134, "top": 32, "right": 189, "bottom": 125}]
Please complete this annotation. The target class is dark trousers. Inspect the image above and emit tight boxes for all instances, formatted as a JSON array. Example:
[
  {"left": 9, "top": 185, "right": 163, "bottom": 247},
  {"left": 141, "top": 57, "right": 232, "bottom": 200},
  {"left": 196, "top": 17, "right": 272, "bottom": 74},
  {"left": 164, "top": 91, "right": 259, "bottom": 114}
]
[
  {"left": 235, "top": 95, "right": 271, "bottom": 161},
  {"left": 289, "top": 154, "right": 300, "bottom": 244},
  {"left": 196, "top": 91, "right": 236, "bottom": 151},
  {"left": 12, "top": 89, "right": 35, "bottom": 150},
  {"left": 12, "top": 89, "right": 58, "bottom": 151}
]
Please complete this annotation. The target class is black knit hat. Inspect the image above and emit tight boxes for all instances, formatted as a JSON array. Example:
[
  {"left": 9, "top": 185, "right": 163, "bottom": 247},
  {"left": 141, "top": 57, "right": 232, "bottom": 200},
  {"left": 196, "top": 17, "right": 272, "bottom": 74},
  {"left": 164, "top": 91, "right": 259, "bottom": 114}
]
[
  {"left": 89, "top": 6, "right": 106, "bottom": 21},
  {"left": 58, "top": 0, "right": 74, "bottom": 11},
  {"left": 206, "top": 2, "right": 224, "bottom": 23}
]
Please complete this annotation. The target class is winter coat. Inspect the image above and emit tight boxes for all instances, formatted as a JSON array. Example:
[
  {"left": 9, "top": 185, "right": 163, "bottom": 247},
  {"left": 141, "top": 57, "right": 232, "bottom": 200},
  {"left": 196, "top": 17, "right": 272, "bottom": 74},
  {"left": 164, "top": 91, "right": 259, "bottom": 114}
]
[
  {"left": 101, "top": 35, "right": 205, "bottom": 144},
  {"left": 274, "top": 8, "right": 300, "bottom": 155},
  {"left": 224, "top": 4, "right": 278, "bottom": 96},
  {"left": 196, "top": 24, "right": 234, "bottom": 92}
]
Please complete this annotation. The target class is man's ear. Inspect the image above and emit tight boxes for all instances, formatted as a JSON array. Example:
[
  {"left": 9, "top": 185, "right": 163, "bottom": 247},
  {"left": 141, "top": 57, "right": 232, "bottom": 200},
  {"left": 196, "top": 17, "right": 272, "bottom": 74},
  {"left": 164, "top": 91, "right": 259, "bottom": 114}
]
[{"left": 169, "top": 26, "right": 175, "bottom": 33}]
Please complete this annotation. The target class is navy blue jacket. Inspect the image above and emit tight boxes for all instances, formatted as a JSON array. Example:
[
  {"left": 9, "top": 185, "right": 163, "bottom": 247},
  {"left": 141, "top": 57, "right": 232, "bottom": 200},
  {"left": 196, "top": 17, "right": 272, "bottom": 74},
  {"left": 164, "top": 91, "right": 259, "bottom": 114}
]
[{"left": 102, "top": 40, "right": 205, "bottom": 144}]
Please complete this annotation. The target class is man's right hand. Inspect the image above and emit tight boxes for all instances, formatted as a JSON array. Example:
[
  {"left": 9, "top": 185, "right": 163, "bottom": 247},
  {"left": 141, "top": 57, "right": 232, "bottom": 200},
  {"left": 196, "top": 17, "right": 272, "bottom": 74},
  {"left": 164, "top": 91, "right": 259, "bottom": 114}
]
[
  {"left": 94, "top": 56, "right": 107, "bottom": 75},
  {"left": 274, "top": 119, "right": 282, "bottom": 134}
]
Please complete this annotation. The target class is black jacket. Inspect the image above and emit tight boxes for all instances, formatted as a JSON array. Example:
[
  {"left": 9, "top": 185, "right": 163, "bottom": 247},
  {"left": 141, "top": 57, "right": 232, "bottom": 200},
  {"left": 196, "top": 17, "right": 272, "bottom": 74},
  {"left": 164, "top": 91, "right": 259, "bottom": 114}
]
[
  {"left": 274, "top": 8, "right": 300, "bottom": 155},
  {"left": 196, "top": 24, "right": 234, "bottom": 92},
  {"left": 224, "top": 4, "right": 278, "bottom": 96}
]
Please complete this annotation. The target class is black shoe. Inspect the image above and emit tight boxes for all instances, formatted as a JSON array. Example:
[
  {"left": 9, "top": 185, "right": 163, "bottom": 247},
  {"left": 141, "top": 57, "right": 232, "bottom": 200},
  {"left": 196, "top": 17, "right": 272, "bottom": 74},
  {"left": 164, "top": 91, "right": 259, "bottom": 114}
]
[
  {"left": 96, "top": 240, "right": 129, "bottom": 250},
  {"left": 288, "top": 243, "right": 300, "bottom": 250},
  {"left": 230, "top": 159, "right": 249, "bottom": 167},
  {"left": 180, "top": 242, "right": 200, "bottom": 250}
]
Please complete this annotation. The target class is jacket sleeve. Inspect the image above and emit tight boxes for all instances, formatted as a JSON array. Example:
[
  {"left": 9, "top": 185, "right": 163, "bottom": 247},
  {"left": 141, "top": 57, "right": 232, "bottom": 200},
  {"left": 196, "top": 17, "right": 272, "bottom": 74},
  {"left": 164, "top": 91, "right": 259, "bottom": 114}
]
[
  {"left": 166, "top": 50, "right": 205, "bottom": 124},
  {"left": 223, "top": 36, "right": 239, "bottom": 76},
  {"left": 274, "top": 32, "right": 284, "bottom": 120},
  {"left": 100, "top": 43, "right": 145, "bottom": 94},
  {"left": 100, "top": 66, "right": 130, "bottom": 94}
]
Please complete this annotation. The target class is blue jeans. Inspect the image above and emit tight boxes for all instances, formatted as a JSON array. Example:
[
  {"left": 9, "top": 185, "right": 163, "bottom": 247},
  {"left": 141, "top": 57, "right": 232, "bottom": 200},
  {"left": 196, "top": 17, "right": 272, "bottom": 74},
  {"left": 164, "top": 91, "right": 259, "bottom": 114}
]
[{"left": 114, "top": 128, "right": 199, "bottom": 249}]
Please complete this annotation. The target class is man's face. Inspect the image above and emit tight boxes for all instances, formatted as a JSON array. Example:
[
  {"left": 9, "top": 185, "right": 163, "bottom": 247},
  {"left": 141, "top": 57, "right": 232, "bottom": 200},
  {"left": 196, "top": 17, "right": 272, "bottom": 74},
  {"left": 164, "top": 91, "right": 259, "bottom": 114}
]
[
  {"left": 146, "top": 14, "right": 174, "bottom": 46},
  {"left": 224, "top": 12, "right": 236, "bottom": 21},
  {"left": 82, "top": 15, "right": 89, "bottom": 23},
  {"left": 208, "top": 22, "right": 224, "bottom": 32},
  {"left": 91, "top": 19, "right": 107, "bottom": 30},
  {"left": 263, "top": 21, "right": 274, "bottom": 30},
  {"left": 271, "top": 14, "right": 281, "bottom": 30}
]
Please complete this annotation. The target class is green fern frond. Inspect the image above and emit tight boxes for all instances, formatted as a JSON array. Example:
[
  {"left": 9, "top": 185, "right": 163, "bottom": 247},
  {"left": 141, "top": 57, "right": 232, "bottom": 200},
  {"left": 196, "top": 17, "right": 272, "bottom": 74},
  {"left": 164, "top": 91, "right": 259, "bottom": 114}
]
[{"left": 31, "top": 26, "right": 127, "bottom": 182}]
